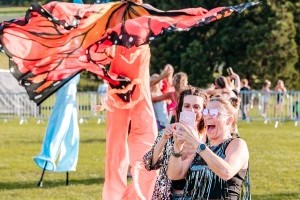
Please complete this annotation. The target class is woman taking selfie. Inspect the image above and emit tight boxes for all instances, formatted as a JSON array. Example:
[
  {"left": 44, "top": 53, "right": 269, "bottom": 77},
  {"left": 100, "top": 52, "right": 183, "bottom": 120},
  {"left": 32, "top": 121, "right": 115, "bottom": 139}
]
[
  {"left": 143, "top": 86, "right": 208, "bottom": 200},
  {"left": 167, "top": 95, "right": 250, "bottom": 199}
]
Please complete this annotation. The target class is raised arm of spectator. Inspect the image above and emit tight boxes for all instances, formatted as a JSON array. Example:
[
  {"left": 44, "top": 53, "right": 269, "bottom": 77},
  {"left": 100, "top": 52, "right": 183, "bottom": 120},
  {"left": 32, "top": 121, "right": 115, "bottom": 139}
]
[
  {"left": 151, "top": 92, "right": 172, "bottom": 102},
  {"left": 230, "top": 72, "right": 241, "bottom": 93},
  {"left": 150, "top": 65, "right": 173, "bottom": 86}
]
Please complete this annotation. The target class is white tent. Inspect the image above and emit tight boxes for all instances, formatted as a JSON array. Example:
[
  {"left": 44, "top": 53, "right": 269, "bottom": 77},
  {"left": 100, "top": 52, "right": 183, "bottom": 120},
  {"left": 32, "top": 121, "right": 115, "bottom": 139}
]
[{"left": 0, "top": 69, "right": 37, "bottom": 117}]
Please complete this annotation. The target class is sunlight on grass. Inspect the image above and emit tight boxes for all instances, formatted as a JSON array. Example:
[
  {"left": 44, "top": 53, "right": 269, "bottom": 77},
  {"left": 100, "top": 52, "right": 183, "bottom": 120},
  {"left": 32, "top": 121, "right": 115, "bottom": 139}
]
[
  {"left": 0, "top": 119, "right": 106, "bottom": 200},
  {"left": 0, "top": 54, "right": 9, "bottom": 70},
  {"left": 0, "top": 7, "right": 27, "bottom": 14},
  {"left": 0, "top": 120, "right": 299, "bottom": 199}
]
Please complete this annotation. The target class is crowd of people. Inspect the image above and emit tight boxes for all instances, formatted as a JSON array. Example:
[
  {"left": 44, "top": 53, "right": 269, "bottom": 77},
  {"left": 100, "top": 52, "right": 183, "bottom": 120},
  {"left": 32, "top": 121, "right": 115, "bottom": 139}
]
[
  {"left": 143, "top": 65, "right": 251, "bottom": 199},
  {"left": 140, "top": 64, "right": 295, "bottom": 199},
  {"left": 93, "top": 59, "right": 295, "bottom": 199}
]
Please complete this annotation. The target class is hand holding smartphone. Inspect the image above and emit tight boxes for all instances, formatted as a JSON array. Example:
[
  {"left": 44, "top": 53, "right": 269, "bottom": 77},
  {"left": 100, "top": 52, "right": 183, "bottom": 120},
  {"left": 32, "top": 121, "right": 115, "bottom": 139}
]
[{"left": 179, "top": 111, "right": 196, "bottom": 128}]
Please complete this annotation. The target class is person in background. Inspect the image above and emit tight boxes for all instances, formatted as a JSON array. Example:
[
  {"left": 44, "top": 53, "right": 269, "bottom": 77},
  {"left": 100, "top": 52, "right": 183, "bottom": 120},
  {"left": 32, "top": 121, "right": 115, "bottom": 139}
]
[
  {"left": 151, "top": 71, "right": 189, "bottom": 124},
  {"left": 34, "top": 74, "right": 80, "bottom": 185},
  {"left": 160, "top": 64, "right": 175, "bottom": 118},
  {"left": 161, "top": 64, "right": 174, "bottom": 94},
  {"left": 210, "top": 71, "right": 240, "bottom": 133},
  {"left": 98, "top": 80, "right": 109, "bottom": 98},
  {"left": 97, "top": 80, "right": 109, "bottom": 123},
  {"left": 168, "top": 72, "right": 189, "bottom": 122},
  {"left": 214, "top": 76, "right": 230, "bottom": 90},
  {"left": 143, "top": 86, "right": 207, "bottom": 200},
  {"left": 274, "top": 79, "right": 287, "bottom": 128},
  {"left": 150, "top": 64, "right": 174, "bottom": 88},
  {"left": 228, "top": 74, "right": 241, "bottom": 94},
  {"left": 240, "top": 78, "right": 251, "bottom": 121},
  {"left": 262, "top": 79, "right": 271, "bottom": 123},
  {"left": 167, "top": 94, "right": 250, "bottom": 200},
  {"left": 214, "top": 68, "right": 240, "bottom": 95},
  {"left": 150, "top": 73, "right": 170, "bottom": 131}
]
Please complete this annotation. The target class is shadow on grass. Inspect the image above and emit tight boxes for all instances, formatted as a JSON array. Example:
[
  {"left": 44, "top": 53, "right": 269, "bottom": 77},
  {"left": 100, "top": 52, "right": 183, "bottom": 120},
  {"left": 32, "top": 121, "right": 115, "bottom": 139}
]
[
  {"left": 252, "top": 193, "right": 300, "bottom": 200},
  {"left": 80, "top": 138, "right": 106, "bottom": 143},
  {"left": 0, "top": 177, "right": 104, "bottom": 190},
  {"left": 20, "top": 138, "right": 106, "bottom": 144}
]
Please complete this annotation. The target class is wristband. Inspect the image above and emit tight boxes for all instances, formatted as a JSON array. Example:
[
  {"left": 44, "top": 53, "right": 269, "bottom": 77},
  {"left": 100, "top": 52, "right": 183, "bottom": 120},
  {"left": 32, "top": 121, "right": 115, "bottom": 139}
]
[{"left": 171, "top": 146, "right": 183, "bottom": 157}]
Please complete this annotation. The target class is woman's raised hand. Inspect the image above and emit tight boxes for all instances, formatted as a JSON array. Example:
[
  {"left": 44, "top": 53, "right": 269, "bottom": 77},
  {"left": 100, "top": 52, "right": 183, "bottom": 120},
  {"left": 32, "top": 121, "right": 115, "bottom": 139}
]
[
  {"left": 177, "top": 122, "right": 201, "bottom": 150},
  {"left": 163, "top": 124, "right": 176, "bottom": 140}
]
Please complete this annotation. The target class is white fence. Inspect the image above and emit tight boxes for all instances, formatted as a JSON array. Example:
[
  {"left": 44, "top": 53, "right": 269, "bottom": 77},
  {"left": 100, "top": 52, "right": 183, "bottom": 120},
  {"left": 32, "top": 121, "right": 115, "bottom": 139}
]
[
  {"left": 0, "top": 92, "right": 105, "bottom": 124},
  {"left": 239, "top": 90, "right": 300, "bottom": 126},
  {"left": 0, "top": 91, "right": 299, "bottom": 126}
]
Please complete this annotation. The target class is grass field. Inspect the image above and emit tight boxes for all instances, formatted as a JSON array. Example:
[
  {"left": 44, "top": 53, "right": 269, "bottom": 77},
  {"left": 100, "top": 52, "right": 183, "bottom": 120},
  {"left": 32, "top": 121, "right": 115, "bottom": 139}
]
[
  {"left": 0, "top": 120, "right": 299, "bottom": 200},
  {"left": 0, "top": 7, "right": 27, "bottom": 14},
  {"left": 0, "top": 54, "right": 8, "bottom": 70}
]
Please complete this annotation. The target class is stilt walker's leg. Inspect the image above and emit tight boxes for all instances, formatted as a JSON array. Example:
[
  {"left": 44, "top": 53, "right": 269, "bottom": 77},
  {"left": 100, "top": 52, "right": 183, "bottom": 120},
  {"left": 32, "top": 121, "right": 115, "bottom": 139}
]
[
  {"left": 66, "top": 172, "right": 69, "bottom": 186},
  {"left": 37, "top": 161, "right": 48, "bottom": 187}
]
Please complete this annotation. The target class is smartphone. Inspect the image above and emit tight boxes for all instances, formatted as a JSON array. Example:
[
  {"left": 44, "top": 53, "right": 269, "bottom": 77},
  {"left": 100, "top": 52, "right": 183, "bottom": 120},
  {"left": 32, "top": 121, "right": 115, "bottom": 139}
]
[
  {"left": 179, "top": 111, "right": 196, "bottom": 127},
  {"left": 227, "top": 67, "right": 233, "bottom": 75}
]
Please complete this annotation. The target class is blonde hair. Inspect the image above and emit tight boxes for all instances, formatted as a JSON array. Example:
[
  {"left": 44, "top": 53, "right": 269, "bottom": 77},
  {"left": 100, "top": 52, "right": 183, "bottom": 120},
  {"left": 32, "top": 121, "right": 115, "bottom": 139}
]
[
  {"left": 172, "top": 72, "right": 188, "bottom": 92},
  {"left": 209, "top": 95, "right": 239, "bottom": 133},
  {"left": 263, "top": 79, "right": 271, "bottom": 87}
]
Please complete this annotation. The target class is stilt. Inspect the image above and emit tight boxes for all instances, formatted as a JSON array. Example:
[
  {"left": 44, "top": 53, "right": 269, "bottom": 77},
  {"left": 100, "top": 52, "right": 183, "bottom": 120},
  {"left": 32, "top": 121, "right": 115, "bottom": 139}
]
[
  {"left": 66, "top": 172, "right": 69, "bottom": 186},
  {"left": 37, "top": 161, "right": 48, "bottom": 187}
]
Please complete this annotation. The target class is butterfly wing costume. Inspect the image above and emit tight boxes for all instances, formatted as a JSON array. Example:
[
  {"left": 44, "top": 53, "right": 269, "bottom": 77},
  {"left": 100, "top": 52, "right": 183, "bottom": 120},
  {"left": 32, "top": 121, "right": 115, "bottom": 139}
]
[{"left": 0, "top": 0, "right": 260, "bottom": 105}]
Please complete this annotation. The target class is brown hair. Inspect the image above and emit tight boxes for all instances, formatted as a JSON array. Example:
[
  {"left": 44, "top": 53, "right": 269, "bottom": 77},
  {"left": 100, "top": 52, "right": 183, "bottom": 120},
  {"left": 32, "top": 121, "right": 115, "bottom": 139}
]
[
  {"left": 176, "top": 86, "right": 208, "bottom": 132},
  {"left": 241, "top": 79, "right": 248, "bottom": 86},
  {"left": 172, "top": 72, "right": 188, "bottom": 92},
  {"left": 215, "top": 76, "right": 229, "bottom": 89}
]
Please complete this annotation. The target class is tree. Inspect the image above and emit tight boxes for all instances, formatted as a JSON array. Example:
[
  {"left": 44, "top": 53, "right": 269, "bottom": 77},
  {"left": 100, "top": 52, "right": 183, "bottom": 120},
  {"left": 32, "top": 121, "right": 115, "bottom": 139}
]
[{"left": 150, "top": 0, "right": 300, "bottom": 89}]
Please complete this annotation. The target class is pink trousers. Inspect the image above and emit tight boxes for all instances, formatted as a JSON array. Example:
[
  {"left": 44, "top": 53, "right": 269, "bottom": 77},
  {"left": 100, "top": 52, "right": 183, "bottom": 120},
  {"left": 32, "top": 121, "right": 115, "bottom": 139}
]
[{"left": 102, "top": 45, "right": 158, "bottom": 200}]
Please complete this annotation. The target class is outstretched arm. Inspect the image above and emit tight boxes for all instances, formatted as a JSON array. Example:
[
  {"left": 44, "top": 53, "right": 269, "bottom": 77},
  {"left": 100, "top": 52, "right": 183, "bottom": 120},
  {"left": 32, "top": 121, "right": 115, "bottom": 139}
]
[
  {"left": 150, "top": 66, "right": 173, "bottom": 87},
  {"left": 179, "top": 123, "right": 249, "bottom": 180},
  {"left": 151, "top": 92, "right": 172, "bottom": 102},
  {"left": 151, "top": 125, "right": 174, "bottom": 166}
]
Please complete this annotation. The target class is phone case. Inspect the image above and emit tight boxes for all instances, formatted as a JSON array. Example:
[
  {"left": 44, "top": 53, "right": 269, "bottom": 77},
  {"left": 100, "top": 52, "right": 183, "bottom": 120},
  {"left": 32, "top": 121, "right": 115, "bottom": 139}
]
[{"left": 179, "top": 111, "right": 196, "bottom": 127}]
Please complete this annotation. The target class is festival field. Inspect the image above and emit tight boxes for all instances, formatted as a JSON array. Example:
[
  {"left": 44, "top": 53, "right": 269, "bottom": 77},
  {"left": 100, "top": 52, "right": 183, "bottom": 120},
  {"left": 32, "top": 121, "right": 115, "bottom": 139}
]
[{"left": 0, "top": 120, "right": 299, "bottom": 200}]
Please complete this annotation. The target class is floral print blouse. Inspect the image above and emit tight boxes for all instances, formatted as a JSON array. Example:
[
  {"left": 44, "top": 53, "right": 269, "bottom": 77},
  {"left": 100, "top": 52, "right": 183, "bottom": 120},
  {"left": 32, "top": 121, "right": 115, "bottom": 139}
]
[{"left": 143, "top": 130, "right": 174, "bottom": 200}]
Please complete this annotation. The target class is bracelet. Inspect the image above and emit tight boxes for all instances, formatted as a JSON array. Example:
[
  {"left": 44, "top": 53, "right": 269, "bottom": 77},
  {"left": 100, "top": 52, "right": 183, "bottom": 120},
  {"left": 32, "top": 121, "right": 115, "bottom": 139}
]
[{"left": 171, "top": 146, "right": 183, "bottom": 157}]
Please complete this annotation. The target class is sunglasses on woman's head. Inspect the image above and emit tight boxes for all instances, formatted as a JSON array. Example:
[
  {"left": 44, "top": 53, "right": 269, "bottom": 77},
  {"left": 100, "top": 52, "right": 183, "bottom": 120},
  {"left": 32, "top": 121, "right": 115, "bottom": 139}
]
[{"left": 202, "top": 108, "right": 229, "bottom": 118}]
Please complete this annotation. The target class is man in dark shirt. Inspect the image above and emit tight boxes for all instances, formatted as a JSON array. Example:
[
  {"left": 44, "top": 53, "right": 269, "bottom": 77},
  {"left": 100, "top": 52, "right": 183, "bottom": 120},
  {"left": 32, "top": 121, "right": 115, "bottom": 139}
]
[{"left": 240, "top": 79, "right": 251, "bottom": 120}]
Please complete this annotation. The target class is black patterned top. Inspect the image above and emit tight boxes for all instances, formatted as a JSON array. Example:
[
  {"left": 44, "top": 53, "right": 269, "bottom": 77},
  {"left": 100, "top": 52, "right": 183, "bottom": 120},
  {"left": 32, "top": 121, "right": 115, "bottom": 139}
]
[
  {"left": 143, "top": 130, "right": 174, "bottom": 200},
  {"left": 182, "top": 138, "right": 250, "bottom": 200}
]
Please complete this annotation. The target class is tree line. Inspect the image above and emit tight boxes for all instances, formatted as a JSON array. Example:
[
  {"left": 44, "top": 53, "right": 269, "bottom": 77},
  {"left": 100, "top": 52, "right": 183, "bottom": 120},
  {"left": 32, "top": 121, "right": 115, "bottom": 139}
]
[{"left": 1, "top": 0, "right": 299, "bottom": 89}]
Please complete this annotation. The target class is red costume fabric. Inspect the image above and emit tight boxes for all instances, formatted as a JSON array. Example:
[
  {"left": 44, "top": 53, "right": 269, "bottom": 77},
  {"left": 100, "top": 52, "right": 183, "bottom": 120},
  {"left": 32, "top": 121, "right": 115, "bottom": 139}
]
[{"left": 0, "top": 1, "right": 260, "bottom": 105}]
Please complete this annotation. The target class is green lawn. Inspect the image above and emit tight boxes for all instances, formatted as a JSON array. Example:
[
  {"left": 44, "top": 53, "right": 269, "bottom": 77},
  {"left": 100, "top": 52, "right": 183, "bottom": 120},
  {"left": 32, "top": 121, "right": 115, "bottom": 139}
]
[
  {"left": 0, "top": 120, "right": 299, "bottom": 199},
  {"left": 0, "top": 54, "right": 8, "bottom": 70},
  {"left": 0, "top": 7, "right": 27, "bottom": 14}
]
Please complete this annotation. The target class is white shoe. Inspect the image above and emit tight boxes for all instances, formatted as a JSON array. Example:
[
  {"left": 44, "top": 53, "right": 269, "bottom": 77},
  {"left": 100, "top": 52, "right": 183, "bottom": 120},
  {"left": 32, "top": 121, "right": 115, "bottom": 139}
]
[
  {"left": 79, "top": 118, "right": 84, "bottom": 124},
  {"left": 275, "top": 121, "right": 279, "bottom": 128}
]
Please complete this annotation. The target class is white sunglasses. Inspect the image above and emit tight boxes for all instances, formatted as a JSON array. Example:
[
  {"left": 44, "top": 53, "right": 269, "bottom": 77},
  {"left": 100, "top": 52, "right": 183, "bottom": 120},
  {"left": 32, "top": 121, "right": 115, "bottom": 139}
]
[{"left": 202, "top": 108, "right": 229, "bottom": 118}]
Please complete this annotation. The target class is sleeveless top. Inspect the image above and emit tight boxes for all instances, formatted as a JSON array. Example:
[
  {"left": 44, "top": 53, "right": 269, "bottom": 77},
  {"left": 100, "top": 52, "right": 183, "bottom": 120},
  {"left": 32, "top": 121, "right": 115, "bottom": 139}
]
[{"left": 181, "top": 138, "right": 250, "bottom": 200}]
